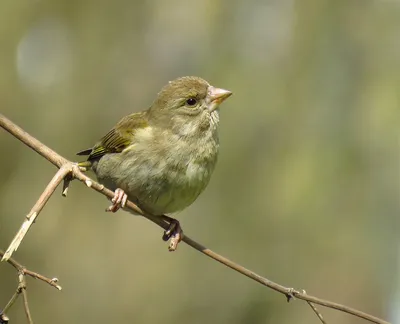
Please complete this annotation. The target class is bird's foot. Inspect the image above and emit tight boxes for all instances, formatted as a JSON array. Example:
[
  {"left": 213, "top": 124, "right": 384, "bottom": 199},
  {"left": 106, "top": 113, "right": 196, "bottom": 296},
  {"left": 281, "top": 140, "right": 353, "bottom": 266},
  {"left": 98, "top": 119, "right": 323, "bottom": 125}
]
[
  {"left": 161, "top": 215, "right": 183, "bottom": 251},
  {"left": 106, "top": 188, "right": 128, "bottom": 212}
]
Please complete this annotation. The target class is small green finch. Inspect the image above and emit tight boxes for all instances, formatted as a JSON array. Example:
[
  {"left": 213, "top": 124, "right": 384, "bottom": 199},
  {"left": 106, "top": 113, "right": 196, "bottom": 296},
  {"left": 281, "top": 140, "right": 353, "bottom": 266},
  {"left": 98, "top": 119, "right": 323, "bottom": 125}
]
[{"left": 77, "top": 76, "right": 232, "bottom": 248}]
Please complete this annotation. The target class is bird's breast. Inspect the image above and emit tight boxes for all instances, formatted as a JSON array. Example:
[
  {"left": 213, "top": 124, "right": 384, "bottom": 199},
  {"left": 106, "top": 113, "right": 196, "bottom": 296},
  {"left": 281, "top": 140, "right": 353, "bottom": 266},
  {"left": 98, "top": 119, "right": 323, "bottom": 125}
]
[{"left": 95, "top": 128, "right": 219, "bottom": 215}]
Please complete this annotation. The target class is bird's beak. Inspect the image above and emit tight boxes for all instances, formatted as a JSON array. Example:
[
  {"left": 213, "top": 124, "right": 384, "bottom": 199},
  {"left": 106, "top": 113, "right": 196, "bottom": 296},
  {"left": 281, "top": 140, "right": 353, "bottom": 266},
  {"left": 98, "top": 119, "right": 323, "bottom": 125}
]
[{"left": 207, "top": 86, "right": 232, "bottom": 112}]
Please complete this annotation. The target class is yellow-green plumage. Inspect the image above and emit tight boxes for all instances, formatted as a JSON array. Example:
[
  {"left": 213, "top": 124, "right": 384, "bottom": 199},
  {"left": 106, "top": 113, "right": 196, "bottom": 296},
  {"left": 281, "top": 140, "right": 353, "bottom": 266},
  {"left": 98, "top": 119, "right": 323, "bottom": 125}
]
[
  {"left": 77, "top": 76, "right": 231, "bottom": 216},
  {"left": 77, "top": 113, "right": 148, "bottom": 160}
]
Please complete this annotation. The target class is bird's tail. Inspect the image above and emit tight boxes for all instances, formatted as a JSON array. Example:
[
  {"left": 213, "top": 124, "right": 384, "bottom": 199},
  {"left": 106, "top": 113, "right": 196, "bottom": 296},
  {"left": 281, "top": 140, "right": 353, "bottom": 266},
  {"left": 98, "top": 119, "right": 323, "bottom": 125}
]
[
  {"left": 76, "top": 148, "right": 92, "bottom": 156},
  {"left": 76, "top": 148, "right": 93, "bottom": 169},
  {"left": 78, "top": 160, "right": 92, "bottom": 169}
]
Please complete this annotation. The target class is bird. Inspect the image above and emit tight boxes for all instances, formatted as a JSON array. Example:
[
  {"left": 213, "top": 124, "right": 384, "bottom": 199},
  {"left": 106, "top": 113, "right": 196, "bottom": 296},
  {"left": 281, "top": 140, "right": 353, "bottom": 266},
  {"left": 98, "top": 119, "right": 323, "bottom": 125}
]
[{"left": 77, "top": 76, "right": 232, "bottom": 249}]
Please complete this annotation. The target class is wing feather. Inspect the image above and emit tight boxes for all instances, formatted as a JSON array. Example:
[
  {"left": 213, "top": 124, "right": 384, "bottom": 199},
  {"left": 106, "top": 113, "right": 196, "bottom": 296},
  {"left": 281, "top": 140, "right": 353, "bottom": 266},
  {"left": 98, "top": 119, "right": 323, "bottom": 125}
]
[{"left": 76, "top": 112, "right": 148, "bottom": 161}]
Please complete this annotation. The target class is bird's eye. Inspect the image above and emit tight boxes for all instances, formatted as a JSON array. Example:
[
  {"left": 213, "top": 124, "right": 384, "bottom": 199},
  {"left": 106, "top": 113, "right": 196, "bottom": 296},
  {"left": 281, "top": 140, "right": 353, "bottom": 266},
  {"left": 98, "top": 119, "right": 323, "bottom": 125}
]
[{"left": 186, "top": 98, "right": 197, "bottom": 106}]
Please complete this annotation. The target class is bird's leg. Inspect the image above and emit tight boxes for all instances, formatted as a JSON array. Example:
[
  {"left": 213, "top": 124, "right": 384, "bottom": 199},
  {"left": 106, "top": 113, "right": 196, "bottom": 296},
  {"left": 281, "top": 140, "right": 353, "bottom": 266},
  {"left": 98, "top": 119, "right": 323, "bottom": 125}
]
[
  {"left": 106, "top": 188, "right": 128, "bottom": 212},
  {"left": 161, "top": 215, "right": 180, "bottom": 240},
  {"left": 161, "top": 215, "right": 183, "bottom": 251}
]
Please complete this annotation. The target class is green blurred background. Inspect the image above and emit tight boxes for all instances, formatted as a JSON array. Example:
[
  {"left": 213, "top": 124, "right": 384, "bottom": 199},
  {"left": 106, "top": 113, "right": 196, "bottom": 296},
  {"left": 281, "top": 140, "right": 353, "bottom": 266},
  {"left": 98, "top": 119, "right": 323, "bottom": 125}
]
[{"left": 0, "top": 1, "right": 399, "bottom": 323}]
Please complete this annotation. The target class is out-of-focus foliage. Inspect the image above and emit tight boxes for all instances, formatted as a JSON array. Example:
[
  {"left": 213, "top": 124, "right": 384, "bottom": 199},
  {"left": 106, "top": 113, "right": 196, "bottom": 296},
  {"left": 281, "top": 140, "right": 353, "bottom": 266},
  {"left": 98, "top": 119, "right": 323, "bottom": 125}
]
[{"left": 0, "top": 1, "right": 398, "bottom": 323}]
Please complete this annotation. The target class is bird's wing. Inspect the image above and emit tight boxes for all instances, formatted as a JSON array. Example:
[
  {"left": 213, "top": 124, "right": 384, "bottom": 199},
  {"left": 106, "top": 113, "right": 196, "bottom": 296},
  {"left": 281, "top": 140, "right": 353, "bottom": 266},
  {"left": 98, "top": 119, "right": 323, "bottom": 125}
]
[{"left": 77, "top": 112, "right": 149, "bottom": 161}]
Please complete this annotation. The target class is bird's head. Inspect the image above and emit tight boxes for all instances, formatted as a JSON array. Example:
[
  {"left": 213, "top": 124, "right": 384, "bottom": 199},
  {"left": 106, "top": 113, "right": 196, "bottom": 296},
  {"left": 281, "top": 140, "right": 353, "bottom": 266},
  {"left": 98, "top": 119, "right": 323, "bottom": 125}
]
[{"left": 149, "top": 76, "right": 232, "bottom": 136}]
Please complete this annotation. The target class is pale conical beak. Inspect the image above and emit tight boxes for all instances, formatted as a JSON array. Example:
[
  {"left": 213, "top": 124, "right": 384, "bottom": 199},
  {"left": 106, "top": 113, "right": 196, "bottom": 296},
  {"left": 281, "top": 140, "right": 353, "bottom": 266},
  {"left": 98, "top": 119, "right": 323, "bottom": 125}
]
[{"left": 207, "top": 86, "right": 232, "bottom": 112}]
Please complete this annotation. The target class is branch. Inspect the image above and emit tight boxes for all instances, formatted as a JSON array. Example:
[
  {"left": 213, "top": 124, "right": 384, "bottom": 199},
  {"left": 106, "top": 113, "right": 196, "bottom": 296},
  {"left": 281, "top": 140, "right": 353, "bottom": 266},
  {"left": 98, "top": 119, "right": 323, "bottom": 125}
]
[
  {"left": 19, "top": 274, "right": 33, "bottom": 324},
  {"left": 1, "top": 166, "right": 72, "bottom": 261},
  {"left": 3, "top": 273, "right": 34, "bottom": 324},
  {"left": 0, "top": 249, "right": 61, "bottom": 323},
  {"left": 0, "top": 113, "right": 390, "bottom": 324},
  {"left": 0, "top": 250, "right": 62, "bottom": 291},
  {"left": 303, "top": 290, "right": 327, "bottom": 324}
]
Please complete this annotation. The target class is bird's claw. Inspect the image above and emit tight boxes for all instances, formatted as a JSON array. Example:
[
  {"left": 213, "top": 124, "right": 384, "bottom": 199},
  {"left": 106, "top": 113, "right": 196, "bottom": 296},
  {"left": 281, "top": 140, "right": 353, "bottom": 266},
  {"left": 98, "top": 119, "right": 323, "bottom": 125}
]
[
  {"left": 106, "top": 188, "right": 128, "bottom": 212},
  {"left": 162, "top": 222, "right": 177, "bottom": 240},
  {"left": 161, "top": 216, "right": 183, "bottom": 251}
]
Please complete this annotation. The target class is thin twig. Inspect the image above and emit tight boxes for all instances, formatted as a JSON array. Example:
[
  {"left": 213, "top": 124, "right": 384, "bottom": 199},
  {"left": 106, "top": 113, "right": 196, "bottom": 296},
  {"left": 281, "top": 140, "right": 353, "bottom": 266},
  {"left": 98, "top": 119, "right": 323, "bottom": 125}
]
[
  {"left": 307, "top": 301, "right": 327, "bottom": 324},
  {"left": 0, "top": 114, "right": 67, "bottom": 168},
  {"left": 23, "top": 269, "right": 61, "bottom": 290},
  {"left": 303, "top": 290, "right": 327, "bottom": 324},
  {"left": 0, "top": 250, "right": 62, "bottom": 290},
  {"left": 62, "top": 173, "right": 73, "bottom": 197},
  {"left": 1, "top": 165, "right": 72, "bottom": 261},
  {"left": 0, "top": 113, "right": 390, "bottom": 324},
  {"left": 19, "top": 274, "right": 33, "bottom": 324},
  {"left": 2, "top": 286, "right": 21, "bottom": 315},
  {"left": 0, "top": 250, "right": 60, "bottom": 323}
]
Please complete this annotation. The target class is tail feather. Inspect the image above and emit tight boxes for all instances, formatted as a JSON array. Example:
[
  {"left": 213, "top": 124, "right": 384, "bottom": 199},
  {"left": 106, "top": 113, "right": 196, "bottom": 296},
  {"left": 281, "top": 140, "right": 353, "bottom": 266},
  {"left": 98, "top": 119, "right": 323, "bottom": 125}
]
[
  {"left": 78, "top": 161, "right": 92, "bottom": 168},
  {"left": 76, "top": 148, "right": 92, "bottom": 156},
  {"left": 76, "top": 148, "right": 93, "bottom": 169}
]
